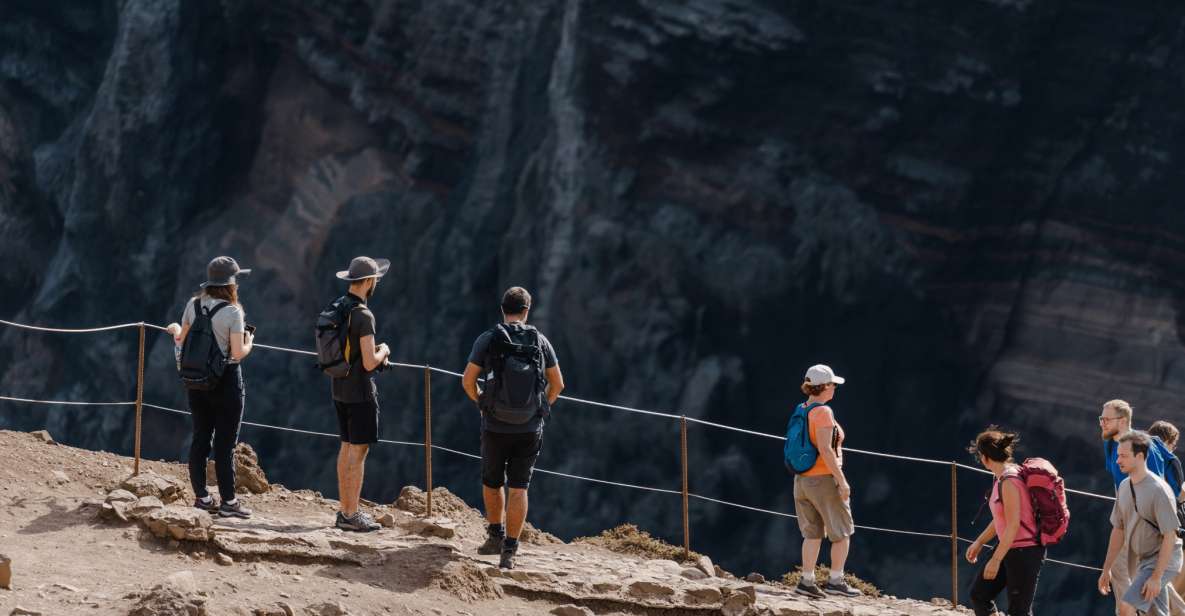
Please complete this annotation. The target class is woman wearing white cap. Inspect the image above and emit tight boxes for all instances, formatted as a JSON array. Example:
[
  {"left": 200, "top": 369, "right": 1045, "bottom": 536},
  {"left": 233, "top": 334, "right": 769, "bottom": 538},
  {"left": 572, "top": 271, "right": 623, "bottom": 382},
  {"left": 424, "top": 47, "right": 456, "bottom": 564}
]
[
  {"left": 785, "top": 364, "right": 860, "bottom": 598},
  {"left": 166, "top": 256, "right": 255, "bottom": 519}
]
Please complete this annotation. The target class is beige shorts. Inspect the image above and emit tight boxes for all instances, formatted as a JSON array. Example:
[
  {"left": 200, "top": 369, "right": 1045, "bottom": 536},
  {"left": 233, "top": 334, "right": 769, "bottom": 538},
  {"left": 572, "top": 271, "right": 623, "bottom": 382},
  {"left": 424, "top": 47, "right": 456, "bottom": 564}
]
[{"left": 793, "top": 474, "right": 855, "bottom": 542}]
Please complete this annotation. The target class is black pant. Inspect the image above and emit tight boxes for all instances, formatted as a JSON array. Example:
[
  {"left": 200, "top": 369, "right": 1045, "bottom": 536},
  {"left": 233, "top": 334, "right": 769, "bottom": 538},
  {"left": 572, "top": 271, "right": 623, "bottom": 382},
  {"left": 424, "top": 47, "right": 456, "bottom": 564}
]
[
  {"left": 969, "top": 545, "right": 1046, "bottom": 616},
  {"left": 187, "top": 364, "right": 244, "bottom": 502}
]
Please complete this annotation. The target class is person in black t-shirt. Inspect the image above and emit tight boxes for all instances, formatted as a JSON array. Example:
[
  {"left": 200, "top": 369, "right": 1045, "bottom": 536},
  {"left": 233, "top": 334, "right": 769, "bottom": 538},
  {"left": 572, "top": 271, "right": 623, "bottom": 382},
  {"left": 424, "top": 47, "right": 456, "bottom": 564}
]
[
  {"left": 330, "top": 256, "right": 392, "bottom": 532},
  {"left": 462, "top": 287, "right": 565, "bottom": 569}
]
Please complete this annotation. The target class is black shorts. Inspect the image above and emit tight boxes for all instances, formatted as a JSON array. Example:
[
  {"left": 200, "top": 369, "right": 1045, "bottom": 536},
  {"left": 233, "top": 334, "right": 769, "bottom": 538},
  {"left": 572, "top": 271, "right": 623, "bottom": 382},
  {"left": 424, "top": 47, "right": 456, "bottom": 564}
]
[
  {"left": 481, "top": 430, "right": 543, "bottom": 490},
  {"left": 335, "top": 398, "right": 379, "bottom": 445}
]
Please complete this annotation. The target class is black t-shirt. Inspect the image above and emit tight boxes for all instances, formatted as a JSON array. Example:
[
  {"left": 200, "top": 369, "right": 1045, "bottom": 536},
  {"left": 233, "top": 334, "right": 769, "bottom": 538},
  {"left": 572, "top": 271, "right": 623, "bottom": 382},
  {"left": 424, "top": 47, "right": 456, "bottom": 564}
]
[
  {"left": 468, "top": 323, "right": 558, "bottom": 434},
  {"left": 331, "top": 294, "right": 378, "bottom": 403}
]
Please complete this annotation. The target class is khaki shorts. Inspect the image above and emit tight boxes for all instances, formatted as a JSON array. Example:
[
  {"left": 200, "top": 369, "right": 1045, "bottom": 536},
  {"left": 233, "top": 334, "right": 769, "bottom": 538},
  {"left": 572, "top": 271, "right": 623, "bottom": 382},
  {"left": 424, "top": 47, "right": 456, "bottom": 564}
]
[{"left": 794, "top": 474, "right": 855, "bottom": 542}]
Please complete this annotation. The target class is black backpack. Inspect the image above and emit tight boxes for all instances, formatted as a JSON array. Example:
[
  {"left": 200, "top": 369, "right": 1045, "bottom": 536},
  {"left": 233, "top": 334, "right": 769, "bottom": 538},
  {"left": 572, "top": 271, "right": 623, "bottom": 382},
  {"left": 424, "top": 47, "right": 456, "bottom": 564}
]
[
  {"left": 178, "top": 298, "right": 229, "bottom": 390},
  {"left": 315, "top": 295, "right": 360, "bottom": 378},
  {"left": 479, "top": 323, "right": 547, "bottom": 424}
]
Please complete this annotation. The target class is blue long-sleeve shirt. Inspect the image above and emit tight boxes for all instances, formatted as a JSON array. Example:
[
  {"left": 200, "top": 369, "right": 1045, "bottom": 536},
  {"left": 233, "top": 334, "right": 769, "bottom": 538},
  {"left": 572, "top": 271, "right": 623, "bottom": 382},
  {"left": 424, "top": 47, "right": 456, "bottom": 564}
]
[{"left": 1105, "top": 438, "right": 1175, "bottom": 491}]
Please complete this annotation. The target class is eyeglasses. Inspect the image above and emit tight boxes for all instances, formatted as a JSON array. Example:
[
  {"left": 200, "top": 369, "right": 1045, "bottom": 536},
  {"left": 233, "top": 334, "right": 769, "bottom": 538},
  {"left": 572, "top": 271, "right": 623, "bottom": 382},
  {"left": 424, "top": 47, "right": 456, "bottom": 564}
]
[{"left": 1099, "top": 416, "right": 1121, "bottom": 424}]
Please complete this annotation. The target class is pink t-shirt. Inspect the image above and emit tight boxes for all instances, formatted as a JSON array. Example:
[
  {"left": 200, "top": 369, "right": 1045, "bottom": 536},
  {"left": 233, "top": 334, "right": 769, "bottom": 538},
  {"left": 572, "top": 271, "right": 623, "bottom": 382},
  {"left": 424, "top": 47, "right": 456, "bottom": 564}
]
[{"left": 990, "top": 469, "right": 1039, "bottom": 549}]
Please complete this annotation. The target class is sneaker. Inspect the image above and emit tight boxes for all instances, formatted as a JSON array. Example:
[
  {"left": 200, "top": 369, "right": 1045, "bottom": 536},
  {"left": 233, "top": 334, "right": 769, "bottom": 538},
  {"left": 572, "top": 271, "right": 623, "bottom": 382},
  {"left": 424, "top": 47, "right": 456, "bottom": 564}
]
[
  {"left": 477, "top": 533, "right": 504, "bottom": 555},
  {"left": 193, "top": 496, "right": 219, "bottom": 514},
  {"left": 338, "top": 511, "right": 381, "bottom": 532},
  {"left": 794, "top": 579, "right": 826, "bottom": 599},
  {"left": 822, "top": 579, "right": 861, "bottom": 597},
  {"left": 218, "top": 500, "right": 252, "bottom": 519},
  {"left": 499, "top": 540, "right": 518, "bottom": 570},
  {"left": 334, "top": 511, "right": 350, "bottom": 530}
]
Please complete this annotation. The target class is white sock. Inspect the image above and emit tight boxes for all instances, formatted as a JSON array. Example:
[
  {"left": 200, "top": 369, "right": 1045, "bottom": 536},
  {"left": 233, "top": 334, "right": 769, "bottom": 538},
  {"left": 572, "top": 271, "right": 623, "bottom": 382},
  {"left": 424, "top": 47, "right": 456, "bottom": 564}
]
[
  {"left": 830, "top": 570, "right": 844, "bottom": 583},
  {"left": 197, "top": 495, "right": 213, "bottom": 503},
  {"left": 801, "top": 571, "right": 815, "bottom": 584},
  {"left": 225, "top": 499, "right": 238, "bottom": 506}
]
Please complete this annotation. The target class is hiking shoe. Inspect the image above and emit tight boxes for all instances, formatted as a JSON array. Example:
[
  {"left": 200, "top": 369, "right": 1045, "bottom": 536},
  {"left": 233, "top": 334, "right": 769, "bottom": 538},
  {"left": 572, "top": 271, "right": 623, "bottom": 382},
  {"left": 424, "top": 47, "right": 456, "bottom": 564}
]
[
  {"left": 477, "top": 534, "right": 504, "bottom": 555},
  {"left": 193, "top": 496, "right": 219, "bottom": 514},
  {"left": 822, "top": 579, "right": 861, "bottom": 597},
  {"left": 218, "top": 500, "right": 252, "bottom": 519},
  {"left": 499, "top": 541, "right": 518, "bottom": 570},
  {"left": 794, "top": 579, "right": 826, "bottom": 599},
  {"left": 338, "top": 511, "right": 381, "bottom": 532},
  {"left": 334, "top": 511, "right": 351, "bottom": 530}
]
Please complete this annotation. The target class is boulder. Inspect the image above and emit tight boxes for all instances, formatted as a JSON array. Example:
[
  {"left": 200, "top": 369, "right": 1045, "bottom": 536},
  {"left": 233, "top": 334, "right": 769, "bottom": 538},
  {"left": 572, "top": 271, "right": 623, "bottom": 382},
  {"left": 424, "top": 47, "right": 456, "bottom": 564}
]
[
  {"left": 129, "top": 571, "right": 206, "bottom": 616},
  {"left": 10, "top": 607, "right": 42, "bottom": 616},
  {"left": 205, "top": 443, "right": 270, "bottom": 494},
  {"left": 303, "top": 603, "right": 350, "bottom": 616},
  {"left": 0, "top": 553, "right": 11, "bottom": 589},
  {"left": 400, "top": 516, "right": 457, "bottom": 539},
  {"left": 721, "top": 591, "right": 753, "bottom": 616},
  {"left": 375, "top": 512, "right": 396, "bottom": 528},
  {"left": 129, "top": 496, "right": 165, "bottom": 520},
  {"left": 30, "top": 430, "right": 54, "bottom": 444},
  {"left": 695, "top": 554, "right": 714, "bottom": 577},
  {"left": 683, "top": 585, "right": 724, "bottom": 605},
  {"left": 106, "top": 489, "right": 138, "bottom": 504},
  {"left": 744, "top": 572, "right": 765, "bottom": 583},
  {"left": 142, "top": 506, "right": 213, "bottom": 542},
  {"left": 121, "top": 472, "right": 184, "bottom": 504},
  {"left": 216, "top": 553, "right": 234, "bottom": 566},
  {"left": 626, "top": 580, "right": 675, "bottom": 600},
  {"left": 681, "top": 567, "right": 709, "bottom": 580}
]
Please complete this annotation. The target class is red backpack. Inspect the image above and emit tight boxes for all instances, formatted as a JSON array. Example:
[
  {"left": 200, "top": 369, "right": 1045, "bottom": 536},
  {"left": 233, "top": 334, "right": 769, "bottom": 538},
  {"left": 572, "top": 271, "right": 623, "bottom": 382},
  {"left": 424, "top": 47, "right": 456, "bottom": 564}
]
[{"left": 1016, "top": 458, "right": 1071, "bottom": 545}]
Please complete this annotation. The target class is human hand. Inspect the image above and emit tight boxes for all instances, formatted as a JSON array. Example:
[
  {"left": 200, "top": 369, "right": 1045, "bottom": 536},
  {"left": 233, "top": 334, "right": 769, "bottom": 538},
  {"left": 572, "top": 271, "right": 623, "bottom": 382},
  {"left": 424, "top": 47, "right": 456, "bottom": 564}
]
[
  {"left": 965, "top": 541, "right": 982, "bottom": 564},
  {"left": 983, "top": 558, "right": 1001, "bottom": 580},
  {"left": 1097, "top": 569, "right": 1111, "bottom": 595},
  {"left": 1142, "top": 575, "right": 1163, "bottom": 601},
  {"left": 166, "top": 323, "right": 181, "bottom": 337},
  {"left": 244, "top": 331, "right": 254, "bottom": 344},
  {"left": 837, "top": 481, "right": 851, "bottom": 502}
]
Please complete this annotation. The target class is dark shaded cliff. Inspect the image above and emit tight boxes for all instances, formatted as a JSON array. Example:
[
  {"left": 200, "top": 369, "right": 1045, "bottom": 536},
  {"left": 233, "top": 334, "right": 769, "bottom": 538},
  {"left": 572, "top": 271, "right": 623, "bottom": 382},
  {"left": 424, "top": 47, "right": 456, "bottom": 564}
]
[{"left": 4, "top": 2, "right": 1185, "bottom": 613}]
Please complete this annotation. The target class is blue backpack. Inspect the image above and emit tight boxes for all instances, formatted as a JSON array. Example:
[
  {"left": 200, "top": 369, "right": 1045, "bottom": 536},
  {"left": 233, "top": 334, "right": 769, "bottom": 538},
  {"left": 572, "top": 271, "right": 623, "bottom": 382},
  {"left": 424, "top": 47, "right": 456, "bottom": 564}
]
[{"left": 784, "top": 402, "right": 826, "bottom": 473}]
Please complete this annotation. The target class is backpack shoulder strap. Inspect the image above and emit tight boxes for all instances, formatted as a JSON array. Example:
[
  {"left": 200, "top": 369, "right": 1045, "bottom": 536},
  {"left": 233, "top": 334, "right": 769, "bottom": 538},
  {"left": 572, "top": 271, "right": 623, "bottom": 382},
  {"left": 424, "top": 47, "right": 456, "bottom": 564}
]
[
  {"left": 1130, "top": 480, "right": 1162, "bottom": 532},
  {"left": 206, "top": 301, "right": 231, "bottom": 319}
]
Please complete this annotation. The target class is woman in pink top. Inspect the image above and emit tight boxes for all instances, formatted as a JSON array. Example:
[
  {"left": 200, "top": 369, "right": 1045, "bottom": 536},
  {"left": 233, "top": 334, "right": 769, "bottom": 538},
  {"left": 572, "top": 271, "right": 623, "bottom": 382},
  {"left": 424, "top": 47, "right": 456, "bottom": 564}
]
[{"left": 965, "top": 427, "right": 1045, "bottom": 616}]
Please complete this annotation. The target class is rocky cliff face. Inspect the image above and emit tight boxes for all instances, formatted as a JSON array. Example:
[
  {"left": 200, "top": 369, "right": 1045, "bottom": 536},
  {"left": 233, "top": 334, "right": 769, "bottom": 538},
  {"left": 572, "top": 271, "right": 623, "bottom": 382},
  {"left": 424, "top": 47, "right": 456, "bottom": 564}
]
[{"left": 3, "top": 2, "right": 1184, "bottom": 613}]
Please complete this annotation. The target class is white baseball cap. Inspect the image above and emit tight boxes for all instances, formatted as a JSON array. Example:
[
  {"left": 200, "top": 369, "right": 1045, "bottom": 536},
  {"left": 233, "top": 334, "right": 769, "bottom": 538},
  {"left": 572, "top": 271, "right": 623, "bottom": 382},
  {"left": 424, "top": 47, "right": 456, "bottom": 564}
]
[{"left": 805, "top": 364, "right": 845, "bottom": 386}]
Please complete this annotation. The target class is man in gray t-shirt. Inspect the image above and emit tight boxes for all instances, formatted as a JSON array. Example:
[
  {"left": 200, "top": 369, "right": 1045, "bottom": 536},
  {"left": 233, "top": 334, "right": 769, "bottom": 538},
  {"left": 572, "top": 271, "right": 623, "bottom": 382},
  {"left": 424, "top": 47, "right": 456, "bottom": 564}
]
[{"left": 1100, "top": 431, "right": 1184, "bottom": 616}]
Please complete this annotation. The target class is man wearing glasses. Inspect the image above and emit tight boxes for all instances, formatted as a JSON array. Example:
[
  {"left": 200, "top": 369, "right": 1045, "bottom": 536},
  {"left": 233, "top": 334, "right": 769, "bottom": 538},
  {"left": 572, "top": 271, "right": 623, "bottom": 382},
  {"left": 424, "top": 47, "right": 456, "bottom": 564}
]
[{"left": 1099, "top": 400, "right": 1180, "bottom": 615}]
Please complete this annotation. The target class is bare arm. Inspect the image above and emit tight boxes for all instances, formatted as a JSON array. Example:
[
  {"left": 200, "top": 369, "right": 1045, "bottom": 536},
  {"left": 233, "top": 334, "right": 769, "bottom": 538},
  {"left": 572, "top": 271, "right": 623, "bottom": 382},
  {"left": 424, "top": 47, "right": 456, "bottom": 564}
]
[
  {"left": 229, "top": 329, "right": 253, "bottom": 361},
  {"left": 462, "top": 363, "right": 483, "bottom": 404},
  {"left": 545, "top": 365, "right": 564, "bottom": 405},
  {"left": 815, "top": 411, "right": 848, "bottom": 499},
  {"left": 359, "top": 335, "right": 389, "bottom": 372},
  {"left": 1145, "top": 530, "right": 1180, "bottom": 600},
  {"left": 992, "top": 479, "right": 1023, "bottom": 560}
]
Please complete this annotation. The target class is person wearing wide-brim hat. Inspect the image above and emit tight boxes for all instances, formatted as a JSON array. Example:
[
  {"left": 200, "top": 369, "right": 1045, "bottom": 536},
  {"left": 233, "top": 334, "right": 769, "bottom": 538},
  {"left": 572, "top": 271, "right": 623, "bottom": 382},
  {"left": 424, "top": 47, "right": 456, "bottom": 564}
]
[
  {"left": 328, "top": 256, "right": 392, "bottom": 532},
  {"left": 165, "top": 256, "right": 256, "bottom": 520}
]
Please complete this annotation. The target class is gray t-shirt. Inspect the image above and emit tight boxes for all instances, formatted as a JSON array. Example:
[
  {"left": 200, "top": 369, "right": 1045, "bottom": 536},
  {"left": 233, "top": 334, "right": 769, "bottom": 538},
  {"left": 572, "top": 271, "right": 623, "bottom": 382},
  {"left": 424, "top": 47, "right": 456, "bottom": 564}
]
[
  {"left": 181, "top": 295, "right": 246, "bottom": 364},
  {"left": 467, "top": 323, "right": 558, "bottom": 434},
  {"left": 1111, "top": 473, "right": 1184, "bottom": 562}
]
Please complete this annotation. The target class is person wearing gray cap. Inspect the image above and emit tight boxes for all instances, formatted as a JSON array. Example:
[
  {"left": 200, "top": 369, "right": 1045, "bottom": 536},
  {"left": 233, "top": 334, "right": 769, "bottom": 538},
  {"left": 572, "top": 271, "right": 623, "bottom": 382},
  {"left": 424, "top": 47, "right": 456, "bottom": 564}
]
[
  {"left": 328, "top": 256, "right": 392, "bottom": 532},
  {"left": 784, "top": 364, "right": 860, "bottom": 598},
  {"left": 167, "top": 256, "right": 255, "bottom": 519}
]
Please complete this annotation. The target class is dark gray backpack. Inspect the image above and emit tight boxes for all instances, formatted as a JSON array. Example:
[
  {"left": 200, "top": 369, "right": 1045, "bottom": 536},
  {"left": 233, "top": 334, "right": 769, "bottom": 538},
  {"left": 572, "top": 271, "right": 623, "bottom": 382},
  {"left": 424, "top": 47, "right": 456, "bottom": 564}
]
[
  {"left": 315, "top": 295, "right": 360, "bottom": 378},
  {"left": 178, "top": 298, "right": 229, "bottom": 390},
  {"left": 479, "top": 323, "right": 547, "bottom": 424}
]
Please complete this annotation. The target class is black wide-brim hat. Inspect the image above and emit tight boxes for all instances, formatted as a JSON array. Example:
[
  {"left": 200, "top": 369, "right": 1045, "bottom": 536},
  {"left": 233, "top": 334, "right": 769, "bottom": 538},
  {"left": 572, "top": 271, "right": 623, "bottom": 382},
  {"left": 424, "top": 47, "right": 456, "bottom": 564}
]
[
  {"left": 200, "top": 256, "right": 251, "bottom": 288},
  {"left": 336, "top": 256, "right": 391, "bottom": 281}
]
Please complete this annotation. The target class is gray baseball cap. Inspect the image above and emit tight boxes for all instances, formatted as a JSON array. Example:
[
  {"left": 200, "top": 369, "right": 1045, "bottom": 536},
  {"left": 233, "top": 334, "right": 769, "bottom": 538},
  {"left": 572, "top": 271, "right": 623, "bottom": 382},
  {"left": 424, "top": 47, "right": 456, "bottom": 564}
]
[
  {"left": 805, "top": 364, "right": 845, "bottom": 386},
  {"left": 200, "top": 256, "right": 251, "bottom": 288},
  {"left": 336, "top": 256, "right": 391, "bottom": 281}
]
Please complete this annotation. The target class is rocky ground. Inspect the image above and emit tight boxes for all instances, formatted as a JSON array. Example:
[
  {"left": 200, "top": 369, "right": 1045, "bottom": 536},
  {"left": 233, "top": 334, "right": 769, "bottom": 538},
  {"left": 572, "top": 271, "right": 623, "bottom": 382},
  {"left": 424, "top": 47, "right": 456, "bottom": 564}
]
[{"left": 0, "top": 429, "right": 967, "bottom": 616}]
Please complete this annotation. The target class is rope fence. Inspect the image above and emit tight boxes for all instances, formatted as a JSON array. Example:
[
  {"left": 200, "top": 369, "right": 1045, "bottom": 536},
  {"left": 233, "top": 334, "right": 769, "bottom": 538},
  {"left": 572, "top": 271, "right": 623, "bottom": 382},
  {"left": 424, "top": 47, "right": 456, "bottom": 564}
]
[{"left": 0, "top": 317, "right": 1121, "bottom": 606}]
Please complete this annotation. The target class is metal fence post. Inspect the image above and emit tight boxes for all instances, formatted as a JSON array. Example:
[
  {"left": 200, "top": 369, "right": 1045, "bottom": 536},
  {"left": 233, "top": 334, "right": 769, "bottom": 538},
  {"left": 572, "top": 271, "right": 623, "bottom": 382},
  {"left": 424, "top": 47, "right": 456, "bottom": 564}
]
[
  {"left": 951, "top": 461, "right": 958, "bottom": 607},
  {"left": 681, "top": 415, "right": 690, "bottom": 560},
  {"left": 424, "top": 365, "right": 433, "bottom": 517},
  {"left": 133, "top": 323, "right": 145, "bottom": 476}
]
